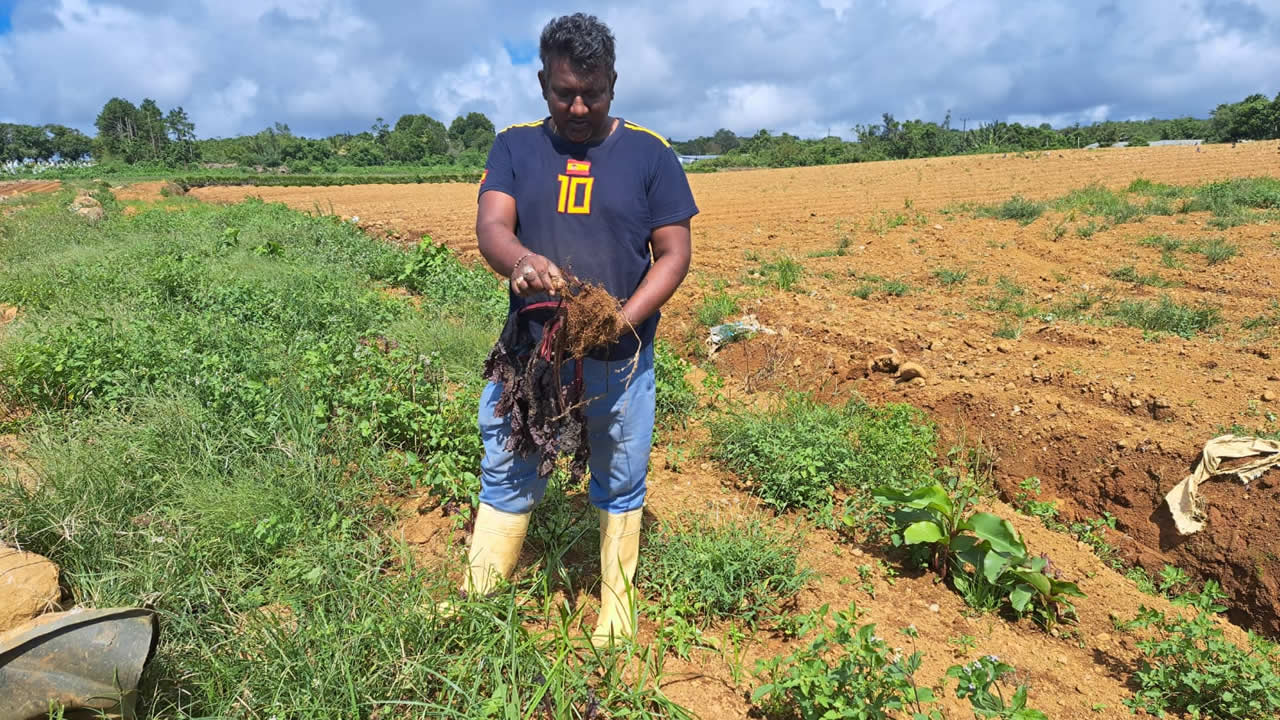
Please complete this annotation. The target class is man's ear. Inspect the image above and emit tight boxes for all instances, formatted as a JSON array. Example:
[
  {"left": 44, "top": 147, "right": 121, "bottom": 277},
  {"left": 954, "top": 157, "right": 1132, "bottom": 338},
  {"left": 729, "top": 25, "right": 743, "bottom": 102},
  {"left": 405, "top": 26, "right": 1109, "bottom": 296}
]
[
  {"left": 609, "top": 70, "right": 617, "bottom": 99},
  {"left": 538, "top": 68, "right": 548, "bottom": 97}
]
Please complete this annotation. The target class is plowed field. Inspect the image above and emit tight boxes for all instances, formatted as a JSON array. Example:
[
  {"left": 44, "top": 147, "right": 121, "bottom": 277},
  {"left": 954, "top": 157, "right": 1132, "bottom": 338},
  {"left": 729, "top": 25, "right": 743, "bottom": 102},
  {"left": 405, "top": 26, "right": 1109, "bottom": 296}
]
[
  {"left": 0, "top": 180, "right": 61, "bottom": 200},
  {"left": 191, "top": 143, "right": 1280, "bottom": 716}
]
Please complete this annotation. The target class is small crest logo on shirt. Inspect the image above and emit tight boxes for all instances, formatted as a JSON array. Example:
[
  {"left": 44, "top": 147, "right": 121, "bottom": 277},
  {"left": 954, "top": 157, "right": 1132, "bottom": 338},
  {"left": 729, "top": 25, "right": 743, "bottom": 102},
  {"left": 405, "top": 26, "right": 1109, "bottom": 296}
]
[{"left": 565, "top": 159, "right": 591, "bottom": 177}]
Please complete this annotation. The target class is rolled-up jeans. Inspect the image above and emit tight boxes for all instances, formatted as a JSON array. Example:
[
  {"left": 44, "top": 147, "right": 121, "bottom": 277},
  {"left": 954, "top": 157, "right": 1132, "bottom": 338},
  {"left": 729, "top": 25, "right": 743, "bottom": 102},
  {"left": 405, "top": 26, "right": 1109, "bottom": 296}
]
[{"left": 477, "top": 344, "right": 654, "bottom": 514}]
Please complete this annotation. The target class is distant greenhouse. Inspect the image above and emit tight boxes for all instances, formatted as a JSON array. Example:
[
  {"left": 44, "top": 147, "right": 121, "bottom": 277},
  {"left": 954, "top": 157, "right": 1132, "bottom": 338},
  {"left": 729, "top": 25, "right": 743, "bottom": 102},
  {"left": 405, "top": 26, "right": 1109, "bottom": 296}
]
[
  {"left": 1084, "top": 139, "right": 1204, "bottom": 149},
  {"left": 677, "top": 154, "right": 719, "bottom": 166}
]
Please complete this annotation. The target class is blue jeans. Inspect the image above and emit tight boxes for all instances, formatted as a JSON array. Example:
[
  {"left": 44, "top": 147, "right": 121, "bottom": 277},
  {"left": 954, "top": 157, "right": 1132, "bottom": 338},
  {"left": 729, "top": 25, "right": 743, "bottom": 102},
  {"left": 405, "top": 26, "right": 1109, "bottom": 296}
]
[{"left": 478, "top": 344, "right": 655, "bottom": 514}]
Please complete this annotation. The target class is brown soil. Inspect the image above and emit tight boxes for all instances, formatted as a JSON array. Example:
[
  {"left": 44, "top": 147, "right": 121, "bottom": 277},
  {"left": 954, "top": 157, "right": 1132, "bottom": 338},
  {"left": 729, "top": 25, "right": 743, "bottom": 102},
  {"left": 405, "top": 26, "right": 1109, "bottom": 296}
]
[
  {"left": 563, "top": 281, "right": 628, "bottom": 359},
  {"left": 192, "top": 142, "right": 1280, "bottom": 717},
  {"left": 111, "top": 180, "right": 173, "bottom": 203},
  {"left": 0, "top": 180, "right": 61, "bottom": 201}
]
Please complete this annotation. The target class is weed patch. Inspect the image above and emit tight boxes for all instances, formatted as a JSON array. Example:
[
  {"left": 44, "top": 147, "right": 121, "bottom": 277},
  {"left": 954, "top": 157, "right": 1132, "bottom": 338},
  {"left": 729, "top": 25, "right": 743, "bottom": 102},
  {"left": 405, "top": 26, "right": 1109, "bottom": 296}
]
[
  {"left": 642, "top": 513, "right": 812, "bottom": 629},
  {"left": 1055, "top": 184, "right": 1146, "bottom": 225},
  {"left": 1108, "top": 265, "right": 1176, "bottom": 288},
  {"left": 1105, "top": 295, "right": 1220, "bottom": 338},
  {"left": 932, "top": 268, "right": 969, "bottom": 286},
  {"left": 708, "top": 394, "right": 935, "bottom": 513},
  {"left": 696, "top": 289, "right": 739, "bottom": 327},
  {"left": 977, "top": 195, "right": 1044, "bottom": 225}
]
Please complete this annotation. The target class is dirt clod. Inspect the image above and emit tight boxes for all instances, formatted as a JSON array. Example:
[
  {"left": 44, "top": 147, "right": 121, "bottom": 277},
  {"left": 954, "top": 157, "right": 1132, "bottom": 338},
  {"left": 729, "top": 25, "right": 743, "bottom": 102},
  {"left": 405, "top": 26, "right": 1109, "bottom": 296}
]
[
  {"left": 895, "top": 362, "right": 927, "bottom": 383},
  {"left": 1263, "top": 390, "right": 1276, "bottom": 403},
  {"left": 0, "top": 546, "right": 60, "bottom": 634}
]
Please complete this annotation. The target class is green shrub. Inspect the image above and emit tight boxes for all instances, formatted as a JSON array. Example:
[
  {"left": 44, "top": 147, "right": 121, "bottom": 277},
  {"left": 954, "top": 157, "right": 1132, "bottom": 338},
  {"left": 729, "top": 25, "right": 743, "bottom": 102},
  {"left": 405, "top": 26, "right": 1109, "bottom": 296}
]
[
  {"left": 872, "top": 482, "right": 1085, "bottom": 630},
  {"left": 1123, "top": 604, "right": 1280, "bottom": 719},
  {"left": 752, "top": 603, "right": 940, "bottom": 720},
  {"left": 641, "top": 513, "right": 812, "bottom": 628},
  {"left": 654, "top": 340, "right": 697, "bottom": 430}
]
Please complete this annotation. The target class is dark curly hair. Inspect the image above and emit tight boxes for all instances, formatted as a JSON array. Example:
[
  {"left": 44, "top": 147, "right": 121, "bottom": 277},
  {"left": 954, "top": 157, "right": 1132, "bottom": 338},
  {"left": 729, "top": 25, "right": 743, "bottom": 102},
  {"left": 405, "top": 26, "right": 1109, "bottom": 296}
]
[{"left": 539, "top": 13, "right": 616, "bottom": 75}]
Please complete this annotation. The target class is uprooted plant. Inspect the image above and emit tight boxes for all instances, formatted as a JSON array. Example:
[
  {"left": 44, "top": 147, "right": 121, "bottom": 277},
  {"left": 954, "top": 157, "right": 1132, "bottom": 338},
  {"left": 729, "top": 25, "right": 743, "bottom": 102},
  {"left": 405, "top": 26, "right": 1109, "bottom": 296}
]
[
  {"left": 482, "top": 277, "right": 637, "bottom": 480},
  {"left": 872, "top": 482, "right": 1085, "bottom": 631}
]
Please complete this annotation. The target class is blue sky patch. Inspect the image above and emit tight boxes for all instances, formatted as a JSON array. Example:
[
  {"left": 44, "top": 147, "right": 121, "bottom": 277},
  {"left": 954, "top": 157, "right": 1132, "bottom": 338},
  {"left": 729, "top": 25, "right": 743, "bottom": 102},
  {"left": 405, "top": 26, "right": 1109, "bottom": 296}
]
[
  {"left": 0, "top": 1, "right": 13, "bottom": 35},
  {"left": 504, "top": 39, "right": 537, "bottom": 66}
]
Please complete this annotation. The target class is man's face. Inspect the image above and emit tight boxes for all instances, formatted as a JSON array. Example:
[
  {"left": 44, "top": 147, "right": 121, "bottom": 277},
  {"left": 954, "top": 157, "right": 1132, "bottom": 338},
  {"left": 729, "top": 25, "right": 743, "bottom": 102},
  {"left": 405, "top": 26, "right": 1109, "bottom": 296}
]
[{"left": 539, "top": 57, "right": 615, "bottom": 144}]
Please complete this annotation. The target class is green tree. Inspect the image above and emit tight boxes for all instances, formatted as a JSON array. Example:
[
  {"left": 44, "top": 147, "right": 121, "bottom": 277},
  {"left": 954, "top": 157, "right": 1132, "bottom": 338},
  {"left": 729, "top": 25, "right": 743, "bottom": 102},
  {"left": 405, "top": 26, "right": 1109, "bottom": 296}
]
[
  {"left": 46, "top": 125, "right": 93, "bottom": 161},
  {"left": 164, "top": 107, "right": 199, "bottom": 165},
  {"left": 137, "top": 98, "right": 169, "bottom": 161},
  {"left": 449, "top": 111, "right": 496, "bottom": 150},
  {"left": 94, "top": 97, "right": 141, "bottom": 160}
]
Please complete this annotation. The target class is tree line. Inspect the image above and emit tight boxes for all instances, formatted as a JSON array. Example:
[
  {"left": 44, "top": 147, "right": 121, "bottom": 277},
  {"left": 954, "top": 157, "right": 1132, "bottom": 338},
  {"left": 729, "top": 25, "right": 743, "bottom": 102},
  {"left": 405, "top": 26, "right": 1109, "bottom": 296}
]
[
  {"left": 4, "top": 91, "right": 1276, "bottom": 172},
  {"left": 2, "top": 97, "right": 496, "bottom": 171},
  {"left": 672, "top": 91, "right": 1280, "bottom": 169}
]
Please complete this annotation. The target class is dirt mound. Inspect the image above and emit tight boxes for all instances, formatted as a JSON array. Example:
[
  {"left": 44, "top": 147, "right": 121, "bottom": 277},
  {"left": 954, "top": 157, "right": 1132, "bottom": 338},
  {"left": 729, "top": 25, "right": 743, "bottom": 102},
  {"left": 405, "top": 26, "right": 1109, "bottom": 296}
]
[
  {"left": 112, "top": 180, "right": 182, "bottom": 203},
  {"left": 0, "top": 546, "right": 61, "bottom": 634}
]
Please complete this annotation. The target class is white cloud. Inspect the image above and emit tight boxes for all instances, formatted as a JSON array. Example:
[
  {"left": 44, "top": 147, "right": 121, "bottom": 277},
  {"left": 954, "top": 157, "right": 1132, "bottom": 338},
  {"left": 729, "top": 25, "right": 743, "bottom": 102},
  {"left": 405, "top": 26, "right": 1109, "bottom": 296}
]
[{"left": 1, "top": 0, "right": 1277, "bottom": 140}]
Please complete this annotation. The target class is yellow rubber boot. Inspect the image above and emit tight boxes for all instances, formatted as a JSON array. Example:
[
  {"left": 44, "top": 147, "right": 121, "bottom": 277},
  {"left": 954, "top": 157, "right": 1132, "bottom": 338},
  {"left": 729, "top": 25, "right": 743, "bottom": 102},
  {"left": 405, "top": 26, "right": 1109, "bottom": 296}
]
[
  {"left": 592, "top": 508, "right": 643, "bottom": 647},
  {"left": 460, "top": 503, "right": 531, "bottom": 597}
]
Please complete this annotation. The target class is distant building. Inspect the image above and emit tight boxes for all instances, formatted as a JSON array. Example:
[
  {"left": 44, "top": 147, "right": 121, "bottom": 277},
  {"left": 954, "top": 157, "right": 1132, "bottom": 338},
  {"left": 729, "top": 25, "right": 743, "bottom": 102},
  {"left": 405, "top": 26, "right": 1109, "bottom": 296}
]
[
  {"left": 1084, "top": 139, "right": 1204, "bottom": 149},
  {"left": 676, "top": 154, "right": 719, "bottom": 166}
]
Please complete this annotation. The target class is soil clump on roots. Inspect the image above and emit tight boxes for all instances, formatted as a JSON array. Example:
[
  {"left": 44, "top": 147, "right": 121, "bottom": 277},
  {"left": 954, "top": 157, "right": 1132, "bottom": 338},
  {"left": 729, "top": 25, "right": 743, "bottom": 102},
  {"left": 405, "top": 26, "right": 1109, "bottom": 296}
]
[{"left": 483, "top": 279, "right": 635, "bottom": 480}]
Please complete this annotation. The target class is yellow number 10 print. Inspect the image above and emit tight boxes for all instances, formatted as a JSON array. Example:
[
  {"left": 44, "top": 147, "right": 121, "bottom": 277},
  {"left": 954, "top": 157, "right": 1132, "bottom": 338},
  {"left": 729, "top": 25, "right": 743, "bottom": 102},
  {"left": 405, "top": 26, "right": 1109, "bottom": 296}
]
[{"left": 556, "top": 174, "right": 594, "bottom": 215}]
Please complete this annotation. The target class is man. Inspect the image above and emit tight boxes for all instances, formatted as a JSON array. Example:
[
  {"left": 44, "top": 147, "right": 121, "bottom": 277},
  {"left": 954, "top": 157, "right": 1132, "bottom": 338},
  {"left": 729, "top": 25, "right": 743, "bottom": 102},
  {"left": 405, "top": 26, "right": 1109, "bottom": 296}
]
[{"left": 462, "top": 13, "right": 698, "bottom": 646}]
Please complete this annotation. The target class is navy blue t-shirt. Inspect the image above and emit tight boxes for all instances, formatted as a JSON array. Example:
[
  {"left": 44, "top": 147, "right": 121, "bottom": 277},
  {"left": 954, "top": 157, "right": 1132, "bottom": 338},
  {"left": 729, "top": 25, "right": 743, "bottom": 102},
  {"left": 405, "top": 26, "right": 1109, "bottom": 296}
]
[{"left": 479, "top": 117, "right": 699, "bottom": 360}]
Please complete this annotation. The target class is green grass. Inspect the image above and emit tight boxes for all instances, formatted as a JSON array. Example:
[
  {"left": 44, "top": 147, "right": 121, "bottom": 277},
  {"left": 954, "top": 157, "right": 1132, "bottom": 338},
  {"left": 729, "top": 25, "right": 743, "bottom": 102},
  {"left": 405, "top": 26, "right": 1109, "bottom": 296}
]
[
  {"left": 1242, "top": 302, "right": 1280, "bottom": 330},
  {"left": 754, "top": 254, "right": 806, "bottom": 292},
  {"left": 981, "top": 276, "right": 1040, "bottom": 319},
  {"left": 933, "top": 268, "right": 969, "bottom": 286},
  {"left": 0, "top": 194, "right": 690, "bottom": 718},
  {"left": 1075, "top": 221, "right": 1103, "bottom": 238},
  {"left": 1186, "top": 237, "right": 1240, "bottom": 265},
  {"left": 1055, "top": 184, "right": 1146, "bottom": 225},
  {"left": 696, "top": 289, "right": 740, "bottom": 327},
  {"left": 1139, "top": 234, "right": 1183, "bottom": 252},
  {"left": 708, "top": 393, "right": 936, "bottom": 513},
  {"left": 977, "top": 195, "right": 1044, "bottom": 225},
  {"left": 880, "top": 278, "right": 912, "bottom": 296},
  {"left": 641, "top": 513, "right": 812, "bottom": 628},
  {"left": 1108, "top": 265, "right": 1177, "bottom": 288},
  {"left": 1131, "top": 176, "right": 1280, "bottom": 227},
  {"left": 993, "top": 319, "right": 1023, "bottom": 339},
  {"left": 1105, "top": 295, "right": 1221, "bottom": 339}
]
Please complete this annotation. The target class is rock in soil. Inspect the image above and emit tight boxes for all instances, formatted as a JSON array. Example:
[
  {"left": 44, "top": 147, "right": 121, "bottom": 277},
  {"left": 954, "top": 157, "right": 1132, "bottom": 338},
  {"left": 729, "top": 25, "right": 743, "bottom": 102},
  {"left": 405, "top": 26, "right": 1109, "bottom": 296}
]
[
  {"left": 895, "top": 362, "right": 927, "bottom": 383},
  {"left": 0, "top": 545, "right": 60, "bottom": 633}
]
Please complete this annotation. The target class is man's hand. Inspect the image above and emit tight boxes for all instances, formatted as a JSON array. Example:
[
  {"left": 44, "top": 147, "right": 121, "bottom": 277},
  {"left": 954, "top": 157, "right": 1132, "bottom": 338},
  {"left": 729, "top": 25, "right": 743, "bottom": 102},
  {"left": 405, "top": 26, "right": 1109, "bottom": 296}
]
[{"left": 510, "top": 253, "right": 567, "bottom": 297}]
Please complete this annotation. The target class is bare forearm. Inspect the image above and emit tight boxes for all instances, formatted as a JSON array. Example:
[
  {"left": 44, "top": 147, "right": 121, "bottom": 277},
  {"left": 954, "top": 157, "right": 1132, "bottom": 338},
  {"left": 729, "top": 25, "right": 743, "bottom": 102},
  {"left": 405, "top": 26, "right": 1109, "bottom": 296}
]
[
  {"left": 477, "top": 222, "right": 528, "bottom": 277},
  {"left": 621, "top": 249, "right": 690, "bottom": 326}
]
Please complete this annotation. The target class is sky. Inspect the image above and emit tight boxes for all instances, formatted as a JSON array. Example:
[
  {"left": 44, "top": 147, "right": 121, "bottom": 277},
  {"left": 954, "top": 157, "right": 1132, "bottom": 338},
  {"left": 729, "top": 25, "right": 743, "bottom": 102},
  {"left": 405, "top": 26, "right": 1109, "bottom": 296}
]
[{"left": 1, "top": 0, "right": 1278, "bottom": 141}]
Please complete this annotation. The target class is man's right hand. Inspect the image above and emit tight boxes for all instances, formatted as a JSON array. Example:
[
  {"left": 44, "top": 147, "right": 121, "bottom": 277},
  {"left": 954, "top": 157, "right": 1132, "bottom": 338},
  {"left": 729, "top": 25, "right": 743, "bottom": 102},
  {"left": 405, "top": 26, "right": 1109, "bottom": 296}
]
[{"left": 510, "top": 253, "right": 566, "bottom": 297}]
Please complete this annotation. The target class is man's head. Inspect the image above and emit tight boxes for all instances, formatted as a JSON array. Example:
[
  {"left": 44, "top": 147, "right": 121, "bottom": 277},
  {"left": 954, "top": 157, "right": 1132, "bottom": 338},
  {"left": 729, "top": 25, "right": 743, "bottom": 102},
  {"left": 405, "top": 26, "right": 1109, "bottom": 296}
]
[{"left": 538, "top": 13, "right": 617, "bottom": 144}]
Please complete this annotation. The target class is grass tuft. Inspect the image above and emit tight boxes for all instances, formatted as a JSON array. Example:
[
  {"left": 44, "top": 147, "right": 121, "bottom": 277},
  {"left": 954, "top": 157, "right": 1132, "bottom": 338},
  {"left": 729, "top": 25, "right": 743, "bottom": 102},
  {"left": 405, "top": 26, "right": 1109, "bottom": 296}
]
[
  {"left": 977, "top": 195, "right": 1044, "bottom": 225},
  {"left": 1105, "top": 295, "right": 1221, "bottom": 338}
]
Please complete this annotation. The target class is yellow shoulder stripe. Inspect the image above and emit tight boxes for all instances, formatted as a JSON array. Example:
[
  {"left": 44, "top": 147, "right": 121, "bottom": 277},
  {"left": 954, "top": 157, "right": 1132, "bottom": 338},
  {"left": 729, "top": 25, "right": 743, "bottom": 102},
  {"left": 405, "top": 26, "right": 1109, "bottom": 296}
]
[
  {"left": 500, "top": 119, "right": 545, "bottom": 133},
  {"left": 624, "top": 122, "right": 670, "bottom": 147}
]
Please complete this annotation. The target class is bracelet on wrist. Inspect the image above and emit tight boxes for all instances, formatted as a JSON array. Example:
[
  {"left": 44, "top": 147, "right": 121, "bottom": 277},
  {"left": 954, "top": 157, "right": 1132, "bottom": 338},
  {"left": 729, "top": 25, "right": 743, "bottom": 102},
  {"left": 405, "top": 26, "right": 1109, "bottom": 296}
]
[{"left": 510, "top": 251, "right": 534, "bottom": 278}]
